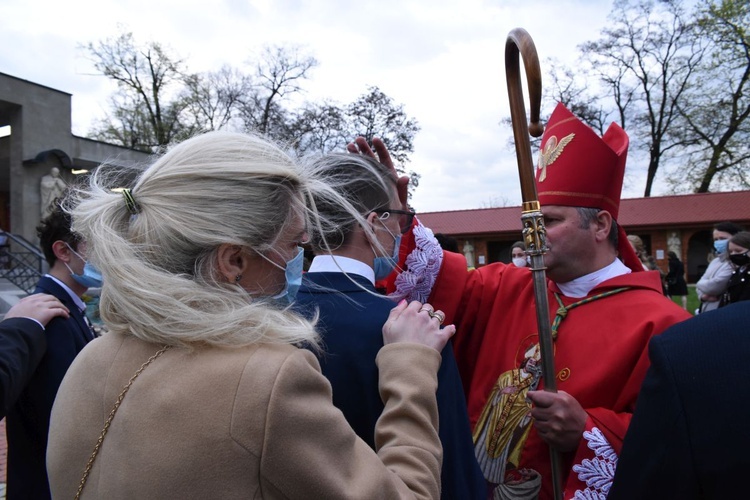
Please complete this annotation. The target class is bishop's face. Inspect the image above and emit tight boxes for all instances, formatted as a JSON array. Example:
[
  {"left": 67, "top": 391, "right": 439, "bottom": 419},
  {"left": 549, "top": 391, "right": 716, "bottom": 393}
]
[{"left": 541, "top": 205, "right": 599, "bottom": 284}]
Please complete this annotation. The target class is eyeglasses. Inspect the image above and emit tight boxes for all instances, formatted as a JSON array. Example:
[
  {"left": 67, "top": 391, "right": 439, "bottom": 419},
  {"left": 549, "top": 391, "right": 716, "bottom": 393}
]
[{"left": 376, "top": 208, "right": 417, "bottom": 234}]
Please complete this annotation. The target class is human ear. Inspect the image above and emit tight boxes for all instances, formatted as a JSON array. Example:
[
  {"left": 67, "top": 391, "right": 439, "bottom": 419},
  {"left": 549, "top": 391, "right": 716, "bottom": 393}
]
[
  {"left": 216, "top": 244, "right": 248, "bottom": 284},
  {"left": 594, "top": 211, "right": 613, "bottom": 243},
  {"left": 363, "top": 211, "right": 380, "bottom": 245},
  {"left": 51, "top": 240, "right": 73, "bottom": 263}
]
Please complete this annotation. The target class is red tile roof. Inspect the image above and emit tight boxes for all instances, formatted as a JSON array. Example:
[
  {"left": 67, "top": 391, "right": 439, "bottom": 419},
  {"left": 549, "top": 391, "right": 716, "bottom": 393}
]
[{"left": 418, "top": 190, "right": 750, "bottom": 236}]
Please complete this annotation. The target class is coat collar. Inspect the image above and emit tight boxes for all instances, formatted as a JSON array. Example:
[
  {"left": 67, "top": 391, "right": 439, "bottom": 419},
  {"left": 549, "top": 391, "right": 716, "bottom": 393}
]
[{"left": 301, "top": 272, "right": 377, "bottom": 294}]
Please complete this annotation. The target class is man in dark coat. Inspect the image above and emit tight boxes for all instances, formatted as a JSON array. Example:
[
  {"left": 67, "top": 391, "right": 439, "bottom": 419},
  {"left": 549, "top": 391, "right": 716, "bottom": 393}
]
[
  {"left": 609, "top": 301, "right": 750, "bottom": 499},
  {"left": 0, "top": 294, "right": 69, "bottom": 417},
  {"left": 6, "top": 202, "right": 98, "bottom": 500}
]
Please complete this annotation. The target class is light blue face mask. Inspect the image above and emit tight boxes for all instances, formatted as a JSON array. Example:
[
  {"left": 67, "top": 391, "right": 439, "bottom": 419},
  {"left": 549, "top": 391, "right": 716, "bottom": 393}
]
[
  {"left": 270, "top": 247, "right": 305, "bottom": 304},
  {"left": 714, "top": 239, "right": 729, "bottom": 254},
  {"left": 373, "top": 220, "right": 401, "bottom": 280},
  {"left": 64, "top": 244, "right": 104, "bottom": 288}
]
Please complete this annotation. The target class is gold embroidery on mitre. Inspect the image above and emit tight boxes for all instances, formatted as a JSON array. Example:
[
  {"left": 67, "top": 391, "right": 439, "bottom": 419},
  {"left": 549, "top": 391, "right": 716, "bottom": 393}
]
[{"left": 537, "top": 132, "right": 575, "bottom": 182}]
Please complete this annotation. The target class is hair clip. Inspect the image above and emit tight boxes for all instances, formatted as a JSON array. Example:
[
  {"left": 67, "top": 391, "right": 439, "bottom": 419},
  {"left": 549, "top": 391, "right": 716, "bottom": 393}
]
[{"left": 121, "top": 188, "right": 140, "bottom": 215}]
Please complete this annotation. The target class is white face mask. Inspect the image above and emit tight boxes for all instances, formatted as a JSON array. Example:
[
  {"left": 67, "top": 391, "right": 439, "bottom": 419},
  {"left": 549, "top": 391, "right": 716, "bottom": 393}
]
[{"left": 512, "top": 257, "right": 527, "bottom": 268}]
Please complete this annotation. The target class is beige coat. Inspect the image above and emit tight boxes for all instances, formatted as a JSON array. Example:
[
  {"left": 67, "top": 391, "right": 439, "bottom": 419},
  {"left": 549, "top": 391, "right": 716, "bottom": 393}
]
[{"left": 47, "top": 333, "right": 442, "bottom": 499}]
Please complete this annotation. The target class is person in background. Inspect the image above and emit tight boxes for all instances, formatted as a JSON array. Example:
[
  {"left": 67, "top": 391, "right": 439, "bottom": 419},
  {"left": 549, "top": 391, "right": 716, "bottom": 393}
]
[
  {"left": 6, "top": 198, "right": 99, "bottom": 500},
  {"left": 608, "top": 301, "right": 750, "bottom": 499},
  {"left": 295, "top": 151, "right": 486, "bottom": 499},
  {"left": 47, "top": 131, "right": 453, "bottom": 499},
  {"left": 627, "top": 234, "right": 667, "bottom": 294},
  {"left": 435, "top": 233, "right": 460, "bottom": 254},
  {"left": 510, "top": 241, "right": 527, "bottom": 268},
  {"left": 719, "top": 231, "right": 750, "bottom": 307},
  {"left": 666, "top": 251, "right": 688, "bottom": 310},
  {"left": 627, "top": 234, "right": 657, "bottom": 271},
  {"left": 696, "top": 221, "right": 743, "bottom": 313},
  {"left": 0, "top": 294, "right": 69, "bottom": 418}
]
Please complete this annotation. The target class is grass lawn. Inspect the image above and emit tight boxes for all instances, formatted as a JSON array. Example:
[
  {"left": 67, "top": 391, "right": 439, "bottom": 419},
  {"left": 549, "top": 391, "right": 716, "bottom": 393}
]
[{"left": 671, "top": 284, "right": 699, "bottom": 315}]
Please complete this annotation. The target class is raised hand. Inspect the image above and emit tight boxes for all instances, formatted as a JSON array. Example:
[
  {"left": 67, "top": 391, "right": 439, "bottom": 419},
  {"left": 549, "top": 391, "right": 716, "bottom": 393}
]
[{"left": 347, "top": 137, "right": 409, "bottom": 211}]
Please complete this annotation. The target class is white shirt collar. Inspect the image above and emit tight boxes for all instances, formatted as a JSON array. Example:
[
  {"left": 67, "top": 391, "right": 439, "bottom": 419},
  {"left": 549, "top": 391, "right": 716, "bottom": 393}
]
[
  {"left": 45, "top": 274, "right": 87, "bottom": 311},
  {"left": 307, "top": 255, "right": 376, "bottom": 285},
  {"left": 556, "top": 258, "right": 631, "bottom": 298}
]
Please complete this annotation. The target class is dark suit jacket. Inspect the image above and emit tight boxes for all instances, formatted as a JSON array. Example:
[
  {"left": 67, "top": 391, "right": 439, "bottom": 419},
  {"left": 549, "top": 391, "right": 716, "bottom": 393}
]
[
  {"left": 6, "top": 276, "right": 95, "bottom": 500},
  {"left": 609, "top": 301, "right": 750, "bottom": 499},
  {"left": 296, "top": 272, "right": 486, "bottom": 500},
  {"left": 0, "top": 317, "right": 47, "bottom": 418}
]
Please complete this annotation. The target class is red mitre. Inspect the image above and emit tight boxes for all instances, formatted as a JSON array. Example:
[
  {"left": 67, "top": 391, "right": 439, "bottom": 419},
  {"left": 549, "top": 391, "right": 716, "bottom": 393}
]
[{"left": 535, "top": 102, "right": 642, "bottom": 272}]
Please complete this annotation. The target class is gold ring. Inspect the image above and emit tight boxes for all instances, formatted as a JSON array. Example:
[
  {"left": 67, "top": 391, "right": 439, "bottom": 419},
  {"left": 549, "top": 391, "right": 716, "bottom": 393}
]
[
  {"left": 420, "top": 305, "right": 434, "bottom": 314},
  {"left": 429, "top": 311, "right": 445, "bottom": 325}
]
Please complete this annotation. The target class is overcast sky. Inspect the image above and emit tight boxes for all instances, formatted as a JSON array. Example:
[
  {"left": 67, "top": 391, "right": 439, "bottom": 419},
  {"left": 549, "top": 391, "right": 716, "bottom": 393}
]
[{"left": 1, "top": 0, "right": 657, "bottom": 213}]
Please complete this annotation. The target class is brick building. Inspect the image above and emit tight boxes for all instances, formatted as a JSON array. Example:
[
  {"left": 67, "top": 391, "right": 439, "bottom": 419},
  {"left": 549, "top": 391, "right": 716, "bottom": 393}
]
[{"left": 418, "top": 190, "right": 750, "bottom": 283}]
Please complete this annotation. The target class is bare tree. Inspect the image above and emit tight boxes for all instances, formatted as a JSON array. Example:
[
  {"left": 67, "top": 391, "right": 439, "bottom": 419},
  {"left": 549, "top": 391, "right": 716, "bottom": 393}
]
[
  {"left": 346, "top": 87, "right": 413, "bottom": 163},
  {"left": 285, "top": 87, "right": 422, "bottom": 195},
  {"left": 480, "top": 196, "right": 512, "bottom": 208},
  {"left": 346, "top": 86, "right": 422, "bottom": 189},
  {"left": 182, "top": 66, "right": 251, "bottom": 132},
  {"left": 501, "top": 59, "right": 609, "bottom": 155},
  {"left": 287, "top": 101, "right": 349, "bottom": 155},
  {"left": 581, "top": 0, "right": 705, "bottom": 196},
  {"left": 85, "top": 31, "right": 189, "bottom": 150},
  {"left": 545, "top": 59, "right": 609, "bottom": 135},
  {"left": 85, "top": 36, "right": 423, "bottom": 191},
  {"left": 677, "top": 0, "right": 750, "bottom": 192},
  {"left": 239, "top": 45, "right": 318, "bottom": 136},
  {"left": 91, "top": 93, "right": 155, "bottom": 150}
]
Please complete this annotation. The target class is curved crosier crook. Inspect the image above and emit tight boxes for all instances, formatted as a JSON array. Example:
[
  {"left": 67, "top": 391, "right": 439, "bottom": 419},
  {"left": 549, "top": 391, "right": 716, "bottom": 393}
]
[
  {"left": 505, "top": 28, "right": 563, "bottom": 500},
  {"left": 505, "top": 28, "right": 544, "bottom": 202}
]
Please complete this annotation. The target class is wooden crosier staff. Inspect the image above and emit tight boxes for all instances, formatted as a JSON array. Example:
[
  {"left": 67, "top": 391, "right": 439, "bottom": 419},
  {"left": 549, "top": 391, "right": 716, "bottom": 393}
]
[{"left": 505, "top": 27, "right": 563, "bottom": 500}]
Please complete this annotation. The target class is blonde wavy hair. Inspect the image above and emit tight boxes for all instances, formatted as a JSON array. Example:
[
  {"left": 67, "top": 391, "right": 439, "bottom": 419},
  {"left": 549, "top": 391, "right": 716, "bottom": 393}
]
[{"left": 71, "top": 131, "right": 321, "bottom": 349}]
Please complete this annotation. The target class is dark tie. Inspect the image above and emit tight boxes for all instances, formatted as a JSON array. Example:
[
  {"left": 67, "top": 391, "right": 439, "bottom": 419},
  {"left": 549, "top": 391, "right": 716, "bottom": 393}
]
[{"left": 81, "top": 308, "right": 97, "bottom": 339}]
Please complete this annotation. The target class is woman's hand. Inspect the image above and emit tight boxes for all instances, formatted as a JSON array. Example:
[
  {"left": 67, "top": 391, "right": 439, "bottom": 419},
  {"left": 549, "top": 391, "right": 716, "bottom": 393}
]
[{"left": 382, "top": 300, "right": 455, "bottom": 352}]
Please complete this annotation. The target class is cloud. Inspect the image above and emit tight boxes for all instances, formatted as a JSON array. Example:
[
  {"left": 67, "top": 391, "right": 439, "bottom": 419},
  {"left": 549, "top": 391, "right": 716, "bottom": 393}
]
[{"left": 2, "top": 0, "right": 660, "bottom": 212}]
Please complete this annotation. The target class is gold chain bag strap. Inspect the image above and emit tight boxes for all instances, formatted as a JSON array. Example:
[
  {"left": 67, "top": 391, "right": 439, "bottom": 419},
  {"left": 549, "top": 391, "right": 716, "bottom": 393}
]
[{"left": 75, "top": 345, "right": 172, "bottom": 500}]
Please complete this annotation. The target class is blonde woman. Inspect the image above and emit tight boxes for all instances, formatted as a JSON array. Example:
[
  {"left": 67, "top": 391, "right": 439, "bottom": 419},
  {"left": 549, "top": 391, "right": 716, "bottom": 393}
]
[{"left": 46, "top": 131, "right": 453, "bottom": 499}]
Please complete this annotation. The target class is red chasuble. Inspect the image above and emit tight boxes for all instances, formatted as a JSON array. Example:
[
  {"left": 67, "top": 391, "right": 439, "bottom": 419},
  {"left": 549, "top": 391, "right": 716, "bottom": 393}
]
[{"left": 393, "top": 238, "right": 691, "bottom": 499}]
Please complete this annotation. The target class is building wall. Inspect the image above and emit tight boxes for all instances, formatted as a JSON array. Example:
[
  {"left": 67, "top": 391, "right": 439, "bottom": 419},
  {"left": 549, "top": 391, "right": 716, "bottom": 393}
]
[
  {"left": 0, "top": 73, "right": 149, "bottom": 242},
  {"left": 73, "top": 136, "right": 150, "bottom": 167},
  {"left": 1, "top": 74, "right": 73, "bottom": 240}
]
